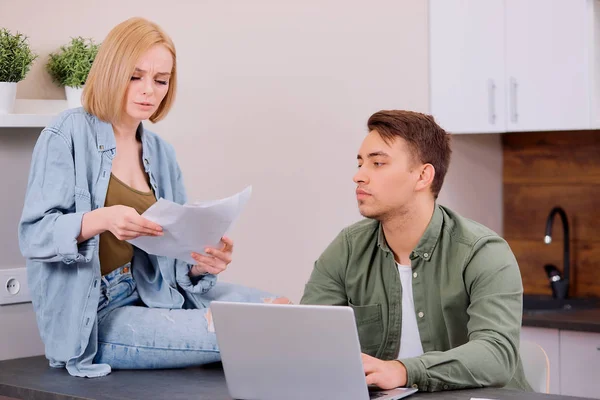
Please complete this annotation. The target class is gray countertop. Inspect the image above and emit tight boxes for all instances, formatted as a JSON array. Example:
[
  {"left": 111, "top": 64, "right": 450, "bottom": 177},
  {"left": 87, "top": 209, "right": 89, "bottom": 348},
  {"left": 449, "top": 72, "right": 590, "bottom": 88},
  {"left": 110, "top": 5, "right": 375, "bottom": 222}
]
[
  {"left": 522, "top": 308, "right": 600, "bottom": 333},
  {"left": 0, "top": 356, "right": 592, "bottom": 400}
]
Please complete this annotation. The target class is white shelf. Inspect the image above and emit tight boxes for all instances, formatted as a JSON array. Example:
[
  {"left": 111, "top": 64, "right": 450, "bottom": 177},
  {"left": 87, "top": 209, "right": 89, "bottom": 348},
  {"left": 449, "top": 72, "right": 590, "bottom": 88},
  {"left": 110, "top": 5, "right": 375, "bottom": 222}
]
[{"left": 0, "top": 99, "right": 68, "bottom": 128}]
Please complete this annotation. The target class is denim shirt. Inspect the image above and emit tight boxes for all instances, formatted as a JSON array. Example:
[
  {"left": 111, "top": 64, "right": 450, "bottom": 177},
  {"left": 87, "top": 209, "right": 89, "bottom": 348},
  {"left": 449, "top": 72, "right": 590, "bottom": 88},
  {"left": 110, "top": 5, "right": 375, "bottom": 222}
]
[{"left": 18, "top": 108, "right": 217, "bottom": 377}]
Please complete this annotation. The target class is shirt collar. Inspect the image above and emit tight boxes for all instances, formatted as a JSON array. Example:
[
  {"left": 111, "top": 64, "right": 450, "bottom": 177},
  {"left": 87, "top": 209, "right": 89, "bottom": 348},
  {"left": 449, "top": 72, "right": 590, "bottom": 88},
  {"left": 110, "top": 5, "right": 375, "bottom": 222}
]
[
  {"left": 94, "top": 116, "right": 116, "bottom": 152},
  {"left": 94, "top": 117, "right": 146, "bottom": 154},
  {"left": 377, "top": 204, "right": 444, "bottom": 262}
]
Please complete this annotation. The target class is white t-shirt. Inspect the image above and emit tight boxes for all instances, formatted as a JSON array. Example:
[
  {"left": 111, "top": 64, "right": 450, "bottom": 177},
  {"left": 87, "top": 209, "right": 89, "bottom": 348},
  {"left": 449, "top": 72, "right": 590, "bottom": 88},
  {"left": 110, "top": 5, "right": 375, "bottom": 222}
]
[{"left": 397, "top": 263, "right": 424, "bottom": 359}]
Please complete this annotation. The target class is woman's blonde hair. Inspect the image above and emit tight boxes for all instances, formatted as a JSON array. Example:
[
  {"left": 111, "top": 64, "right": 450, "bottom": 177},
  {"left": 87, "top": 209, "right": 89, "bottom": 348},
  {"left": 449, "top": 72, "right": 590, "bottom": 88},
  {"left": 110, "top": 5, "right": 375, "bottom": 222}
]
[{"left": 82, "top": 17, "right": 177, "bottom": 123}]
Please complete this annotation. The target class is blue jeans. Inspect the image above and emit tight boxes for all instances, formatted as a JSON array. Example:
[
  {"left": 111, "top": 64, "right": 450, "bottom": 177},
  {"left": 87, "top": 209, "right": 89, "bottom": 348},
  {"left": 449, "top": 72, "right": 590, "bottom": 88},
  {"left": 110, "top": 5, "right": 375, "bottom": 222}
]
[{"left": 94, "top": 263, "right": 275, "bottom": 369}]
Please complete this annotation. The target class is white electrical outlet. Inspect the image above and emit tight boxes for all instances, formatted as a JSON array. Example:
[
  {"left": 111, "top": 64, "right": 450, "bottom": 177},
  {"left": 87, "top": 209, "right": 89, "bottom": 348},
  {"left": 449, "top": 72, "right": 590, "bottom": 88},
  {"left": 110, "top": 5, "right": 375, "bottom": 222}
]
[{"left": 0, "top": 267, "right": 31, "bottom": 306}]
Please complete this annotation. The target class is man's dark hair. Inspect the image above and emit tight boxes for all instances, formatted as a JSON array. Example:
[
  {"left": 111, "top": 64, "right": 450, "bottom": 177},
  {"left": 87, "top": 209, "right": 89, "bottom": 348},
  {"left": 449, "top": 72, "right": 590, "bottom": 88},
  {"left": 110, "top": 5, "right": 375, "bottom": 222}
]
[{"left": 367, "top": 110, "right": 452, "bottom": 199}]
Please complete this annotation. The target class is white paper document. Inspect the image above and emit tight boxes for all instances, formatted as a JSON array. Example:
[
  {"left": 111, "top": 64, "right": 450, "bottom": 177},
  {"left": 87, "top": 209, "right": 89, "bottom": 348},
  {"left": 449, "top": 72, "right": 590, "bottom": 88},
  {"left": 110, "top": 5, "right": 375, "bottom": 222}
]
[{"left": 128, "top": 186, "right": 252, "bottom": 265}]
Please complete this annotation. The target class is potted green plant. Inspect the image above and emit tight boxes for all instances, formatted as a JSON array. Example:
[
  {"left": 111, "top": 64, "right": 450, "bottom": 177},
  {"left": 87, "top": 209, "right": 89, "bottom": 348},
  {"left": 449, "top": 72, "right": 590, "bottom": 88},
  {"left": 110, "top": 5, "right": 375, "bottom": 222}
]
[
  {"left": 46, "top": 37, "right": 99, "bottom": 109},
  {"left": 0, "top": 28, "right": 37, "bottom": 114}
]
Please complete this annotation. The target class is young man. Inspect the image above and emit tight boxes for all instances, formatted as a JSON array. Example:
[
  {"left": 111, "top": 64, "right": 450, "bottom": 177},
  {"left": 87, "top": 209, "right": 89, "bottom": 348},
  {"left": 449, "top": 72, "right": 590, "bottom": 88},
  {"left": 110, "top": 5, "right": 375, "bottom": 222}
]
[{"left": 300, "top": 110, "right": 531, "bottom": 392}]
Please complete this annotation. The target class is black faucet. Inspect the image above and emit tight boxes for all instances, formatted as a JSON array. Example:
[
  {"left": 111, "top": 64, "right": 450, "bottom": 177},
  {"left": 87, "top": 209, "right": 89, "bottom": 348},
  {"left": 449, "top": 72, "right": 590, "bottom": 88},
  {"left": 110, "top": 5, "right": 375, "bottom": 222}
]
[{"left": 544, "top": 206, "right": 570, "bottom": 299}]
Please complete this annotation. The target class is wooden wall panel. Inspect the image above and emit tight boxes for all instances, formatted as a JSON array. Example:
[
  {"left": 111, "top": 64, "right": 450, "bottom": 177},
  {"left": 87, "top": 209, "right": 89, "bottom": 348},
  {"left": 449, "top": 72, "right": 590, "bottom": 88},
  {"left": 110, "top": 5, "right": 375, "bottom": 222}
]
[
  {"left": 503, "top": 131, "right": 600, "bottom": 185},
  {"left": 502, "top": 130, "right": 600, "bottom": 298},
  {"left": 504, "top": 185, "right": 600, "bottom": 241},
  {"left": 507, "top": 239, "right": 600, "bottom": 297}
]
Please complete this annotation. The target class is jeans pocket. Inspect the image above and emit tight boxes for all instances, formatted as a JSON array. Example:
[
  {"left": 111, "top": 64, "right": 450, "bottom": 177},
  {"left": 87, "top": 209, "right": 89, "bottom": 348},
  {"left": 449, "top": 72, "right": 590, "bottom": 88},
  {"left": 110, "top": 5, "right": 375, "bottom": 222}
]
[
  {"left": 109, "top": 275, "right": 136, "bottom": 303},
  {"left": 97, "top": 293, "right": 109, "bottom": 312},
  {"left": 348, "top": 302, "right": 384, "bottom": 356}
]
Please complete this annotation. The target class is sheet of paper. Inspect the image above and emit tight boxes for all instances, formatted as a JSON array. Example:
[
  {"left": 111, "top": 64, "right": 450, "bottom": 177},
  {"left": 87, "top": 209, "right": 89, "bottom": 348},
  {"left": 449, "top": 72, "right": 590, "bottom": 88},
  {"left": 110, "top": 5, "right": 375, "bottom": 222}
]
[{"left": 128, "top": 186, "right": 252, "bottom": 264}]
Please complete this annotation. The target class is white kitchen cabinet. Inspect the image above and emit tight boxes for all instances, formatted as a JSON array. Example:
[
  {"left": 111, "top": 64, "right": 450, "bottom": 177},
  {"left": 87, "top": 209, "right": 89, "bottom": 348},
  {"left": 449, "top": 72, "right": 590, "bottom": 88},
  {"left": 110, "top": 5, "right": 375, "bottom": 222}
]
[
  {"left": 429, "top": 0, "right": 595, "bottom": 134},
  {"left": 559, "top": 330, "right": 600, "bottom": 398},
  {"left": 505, "top": 0, "right": 591, "bottom": 132},
  {"left": 430, "top": 0, "right": 506, "bottom": 134},
  {"left": 521, "top": 326, "right": 561, "bottom": 395}
]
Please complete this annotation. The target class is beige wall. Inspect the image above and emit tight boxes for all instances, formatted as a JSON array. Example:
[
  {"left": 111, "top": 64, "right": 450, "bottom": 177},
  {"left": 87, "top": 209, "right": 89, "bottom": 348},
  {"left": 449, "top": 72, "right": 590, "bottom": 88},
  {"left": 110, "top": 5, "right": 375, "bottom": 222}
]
[
  {"left": 0, "top": 130, "right": 45, "bottom": 360},
  {"left": 0, "top": 0, "right": 502, "bottom": 360},
  {"left": 438, "top": 134, "right": 503, "bottom": 235}
]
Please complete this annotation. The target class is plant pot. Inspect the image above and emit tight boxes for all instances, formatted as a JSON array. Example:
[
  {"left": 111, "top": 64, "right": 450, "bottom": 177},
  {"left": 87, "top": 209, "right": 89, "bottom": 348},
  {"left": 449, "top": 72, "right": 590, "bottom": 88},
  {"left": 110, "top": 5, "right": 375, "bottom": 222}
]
[
  {"left": 0, "top": 82, "right": 18, "bottom": 114},
  {"left": 65, "top": 86, "right": 84, "bottom": 109}
]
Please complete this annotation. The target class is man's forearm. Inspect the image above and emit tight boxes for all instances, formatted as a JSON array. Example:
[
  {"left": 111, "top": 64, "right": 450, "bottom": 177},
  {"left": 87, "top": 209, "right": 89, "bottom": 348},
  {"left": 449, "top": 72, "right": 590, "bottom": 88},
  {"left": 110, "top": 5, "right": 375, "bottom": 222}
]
[{"left": 400, "top": 335, "right": 517, "bottom": 392}]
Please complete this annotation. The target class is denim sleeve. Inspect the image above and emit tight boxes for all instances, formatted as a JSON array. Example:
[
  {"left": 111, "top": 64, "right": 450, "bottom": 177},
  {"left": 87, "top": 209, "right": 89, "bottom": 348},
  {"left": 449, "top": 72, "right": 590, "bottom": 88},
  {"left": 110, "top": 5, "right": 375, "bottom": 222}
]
[
  {"left": 170, "top": 154, "right": 217, "bottom": 293},
  {"left": 18, "top": 128, "right": 94, "bottom": 264},
  {"left": 176, "top": 267, "right": 217, "bottom": 295}
]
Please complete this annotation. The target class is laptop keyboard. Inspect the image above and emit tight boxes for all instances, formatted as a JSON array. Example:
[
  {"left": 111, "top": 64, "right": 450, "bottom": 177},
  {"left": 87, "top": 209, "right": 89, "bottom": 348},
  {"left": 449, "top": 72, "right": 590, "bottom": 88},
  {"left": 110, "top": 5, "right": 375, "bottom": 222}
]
[{"left": 369, "top": 392, "right": 389, "bottom": 399}]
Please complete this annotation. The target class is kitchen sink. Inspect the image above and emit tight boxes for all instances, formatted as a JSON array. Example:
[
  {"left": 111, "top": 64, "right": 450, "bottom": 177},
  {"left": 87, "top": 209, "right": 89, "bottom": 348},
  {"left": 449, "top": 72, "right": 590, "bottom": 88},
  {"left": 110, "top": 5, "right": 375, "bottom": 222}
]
[{"left": 523, "top": 294, "right": 600, "bottom": 314}]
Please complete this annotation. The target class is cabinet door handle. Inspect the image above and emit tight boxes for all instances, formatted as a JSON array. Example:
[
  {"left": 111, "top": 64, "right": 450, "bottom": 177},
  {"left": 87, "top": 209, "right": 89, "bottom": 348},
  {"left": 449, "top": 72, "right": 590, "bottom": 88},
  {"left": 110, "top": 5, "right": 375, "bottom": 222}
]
[
  {"left": 488, "top": 79, "right": 496, "bottom": 125},
  {"left": 510, "top": 77, "right": 518, "bottom": 123}
]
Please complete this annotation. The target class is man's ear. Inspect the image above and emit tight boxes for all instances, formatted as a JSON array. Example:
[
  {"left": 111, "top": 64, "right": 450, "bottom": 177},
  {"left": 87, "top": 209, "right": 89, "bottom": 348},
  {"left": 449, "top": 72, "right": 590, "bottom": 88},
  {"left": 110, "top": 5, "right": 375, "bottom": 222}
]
[{"left": 415, "top": 163, "right": 435, "bottom": 193}]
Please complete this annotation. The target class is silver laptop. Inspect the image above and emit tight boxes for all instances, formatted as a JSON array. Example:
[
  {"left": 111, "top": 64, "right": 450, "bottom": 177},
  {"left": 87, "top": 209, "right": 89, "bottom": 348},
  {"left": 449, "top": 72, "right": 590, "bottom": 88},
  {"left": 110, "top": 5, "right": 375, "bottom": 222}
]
[{"left": 210, "top": 301, "right": 418, "bottom": 400}]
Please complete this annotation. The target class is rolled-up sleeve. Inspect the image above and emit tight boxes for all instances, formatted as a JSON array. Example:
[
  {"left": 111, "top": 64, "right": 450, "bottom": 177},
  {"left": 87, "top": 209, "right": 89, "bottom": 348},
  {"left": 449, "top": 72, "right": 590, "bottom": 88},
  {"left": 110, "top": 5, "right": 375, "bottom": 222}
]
[
  {"left": 18, "top": 128, "right": 94, "bottom": 264},
  {"left": 176, "top": 264, "right": 217, "bottom": 295}
]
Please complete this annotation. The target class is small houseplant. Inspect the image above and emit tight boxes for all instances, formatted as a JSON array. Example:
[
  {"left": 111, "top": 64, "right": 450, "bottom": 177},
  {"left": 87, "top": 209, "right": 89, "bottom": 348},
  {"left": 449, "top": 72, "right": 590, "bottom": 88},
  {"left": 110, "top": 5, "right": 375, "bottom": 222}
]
[
  {"left": 46, "top": 37, "right": 99, "bottom": 109},
  {"left": 0, "top": 28, "right": 37, "bottom": 114}
]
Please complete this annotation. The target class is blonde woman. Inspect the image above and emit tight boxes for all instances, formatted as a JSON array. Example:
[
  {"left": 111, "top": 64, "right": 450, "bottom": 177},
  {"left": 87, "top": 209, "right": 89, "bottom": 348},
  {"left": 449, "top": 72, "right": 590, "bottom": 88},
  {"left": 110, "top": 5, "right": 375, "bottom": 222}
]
[{"left": 18, "top": 17, "right": 288, "bottom": 378}]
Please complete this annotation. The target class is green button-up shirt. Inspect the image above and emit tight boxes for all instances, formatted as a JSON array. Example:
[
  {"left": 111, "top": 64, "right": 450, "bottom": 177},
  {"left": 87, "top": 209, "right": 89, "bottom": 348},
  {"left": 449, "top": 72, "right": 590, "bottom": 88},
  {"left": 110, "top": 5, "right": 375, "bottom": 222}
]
[{"left": 300, "top": 205, "right": 531, "bottom": 392}]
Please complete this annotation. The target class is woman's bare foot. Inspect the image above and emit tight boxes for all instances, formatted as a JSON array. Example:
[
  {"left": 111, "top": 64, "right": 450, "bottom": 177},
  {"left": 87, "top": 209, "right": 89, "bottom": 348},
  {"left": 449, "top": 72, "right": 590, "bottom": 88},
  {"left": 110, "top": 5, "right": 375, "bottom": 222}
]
[{"left": 263, "top": 296, "right": 293, "bottom": 305}]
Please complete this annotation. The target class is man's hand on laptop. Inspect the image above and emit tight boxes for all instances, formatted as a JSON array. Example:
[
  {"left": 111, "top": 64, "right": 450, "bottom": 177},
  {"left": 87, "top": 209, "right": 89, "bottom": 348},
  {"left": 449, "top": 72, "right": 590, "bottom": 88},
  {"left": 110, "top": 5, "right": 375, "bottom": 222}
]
[{"left": 361, "top": 353, "right": 407, "bottom": 390}]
